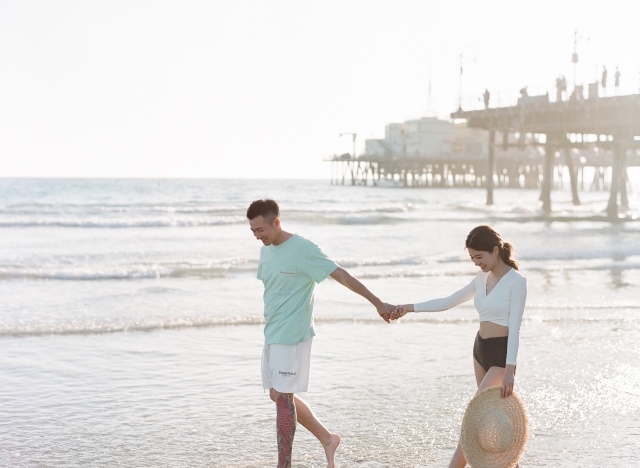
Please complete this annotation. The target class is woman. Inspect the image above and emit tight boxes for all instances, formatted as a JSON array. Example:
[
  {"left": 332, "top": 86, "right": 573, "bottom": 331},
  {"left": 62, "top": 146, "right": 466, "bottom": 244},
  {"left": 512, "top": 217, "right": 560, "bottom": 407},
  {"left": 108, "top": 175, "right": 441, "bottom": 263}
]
[{"left": 392, "top": 225, "right": 527, "bottom": 468}]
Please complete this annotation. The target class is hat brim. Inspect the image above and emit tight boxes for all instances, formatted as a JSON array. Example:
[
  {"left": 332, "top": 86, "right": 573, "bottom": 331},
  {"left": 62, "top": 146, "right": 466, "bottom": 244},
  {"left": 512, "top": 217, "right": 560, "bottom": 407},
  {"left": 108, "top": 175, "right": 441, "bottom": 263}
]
[{"left": 460, "top": 386, "right": 529, "bottom": 468}]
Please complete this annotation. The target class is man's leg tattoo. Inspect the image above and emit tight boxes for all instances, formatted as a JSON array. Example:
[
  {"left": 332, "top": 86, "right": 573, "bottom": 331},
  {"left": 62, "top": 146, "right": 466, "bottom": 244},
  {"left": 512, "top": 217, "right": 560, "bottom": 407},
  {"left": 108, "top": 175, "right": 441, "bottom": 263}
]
[{"left": 276, "top": 393, "right": 296, "bottom": 468}]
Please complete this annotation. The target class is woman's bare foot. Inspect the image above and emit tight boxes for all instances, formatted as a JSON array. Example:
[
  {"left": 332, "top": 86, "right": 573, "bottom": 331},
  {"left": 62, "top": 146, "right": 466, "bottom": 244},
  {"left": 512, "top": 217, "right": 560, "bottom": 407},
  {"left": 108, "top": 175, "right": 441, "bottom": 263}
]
[{"left": 323, "top": 433, "right": 341, "bottom": 468}]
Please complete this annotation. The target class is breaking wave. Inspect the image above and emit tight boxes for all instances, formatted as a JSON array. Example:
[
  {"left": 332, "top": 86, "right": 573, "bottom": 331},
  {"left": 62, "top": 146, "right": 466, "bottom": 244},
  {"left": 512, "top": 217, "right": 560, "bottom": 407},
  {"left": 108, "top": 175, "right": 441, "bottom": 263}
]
[
  {"left": 2, "top": 312, "right": 639, "bottom": 338},
  {"left": 0, "top": 259, "right": 257, "bottom": 280},
  {"left": 1, "top": 198, "right": 638, "bottom": 228},
  {"left": 1, "top": 250, "right": 639, "bottom": 281}
]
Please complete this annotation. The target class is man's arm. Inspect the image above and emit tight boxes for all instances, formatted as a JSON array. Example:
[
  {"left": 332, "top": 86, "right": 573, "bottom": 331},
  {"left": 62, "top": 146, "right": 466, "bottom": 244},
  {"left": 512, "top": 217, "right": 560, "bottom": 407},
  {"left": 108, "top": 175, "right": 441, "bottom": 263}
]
[{"left": 329, "top": 267, "right": 394, "bottom": 323}]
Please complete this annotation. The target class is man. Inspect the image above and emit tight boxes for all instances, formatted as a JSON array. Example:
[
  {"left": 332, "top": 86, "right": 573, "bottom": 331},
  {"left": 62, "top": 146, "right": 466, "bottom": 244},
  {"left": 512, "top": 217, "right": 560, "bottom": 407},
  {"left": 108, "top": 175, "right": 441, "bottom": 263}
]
[{"left": 247, "top": 199, "right": 394, "bottom": 468}]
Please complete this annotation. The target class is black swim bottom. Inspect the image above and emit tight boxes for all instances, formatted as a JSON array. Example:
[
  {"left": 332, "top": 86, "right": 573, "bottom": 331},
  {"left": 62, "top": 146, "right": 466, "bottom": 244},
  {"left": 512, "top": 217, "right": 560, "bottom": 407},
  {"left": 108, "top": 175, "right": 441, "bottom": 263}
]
[{"left": 473, "top": 332, "right": 512, "bottom": 373}]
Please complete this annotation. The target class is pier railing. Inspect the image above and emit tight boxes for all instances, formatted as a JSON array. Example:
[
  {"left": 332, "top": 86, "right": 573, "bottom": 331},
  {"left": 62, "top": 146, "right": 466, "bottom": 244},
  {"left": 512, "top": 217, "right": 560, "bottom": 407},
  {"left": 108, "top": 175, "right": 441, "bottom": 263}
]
[{"left": 457, "top": 79, "right": 640, "bottom": 112}]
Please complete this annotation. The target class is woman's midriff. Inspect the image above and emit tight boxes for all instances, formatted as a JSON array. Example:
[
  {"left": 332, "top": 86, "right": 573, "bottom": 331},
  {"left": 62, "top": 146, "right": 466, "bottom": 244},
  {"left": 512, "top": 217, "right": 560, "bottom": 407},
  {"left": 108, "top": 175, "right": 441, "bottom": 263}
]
[{"left": 479, "top": 321, "right": 509, "bottom": 339}]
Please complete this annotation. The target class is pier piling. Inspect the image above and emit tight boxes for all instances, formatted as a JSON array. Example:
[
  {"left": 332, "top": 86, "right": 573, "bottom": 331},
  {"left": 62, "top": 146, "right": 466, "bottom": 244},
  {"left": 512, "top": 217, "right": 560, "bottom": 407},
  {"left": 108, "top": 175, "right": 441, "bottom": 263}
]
[{"left": 486, "top": 130, "right": 495, "bottom": 205}]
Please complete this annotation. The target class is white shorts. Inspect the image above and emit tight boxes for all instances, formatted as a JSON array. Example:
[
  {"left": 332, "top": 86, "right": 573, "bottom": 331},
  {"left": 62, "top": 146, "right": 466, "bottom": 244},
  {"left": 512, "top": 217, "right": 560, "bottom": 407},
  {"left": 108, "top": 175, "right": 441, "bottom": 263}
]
[{"left": 261, "top": 338, "right": 313, "bottom": 394}]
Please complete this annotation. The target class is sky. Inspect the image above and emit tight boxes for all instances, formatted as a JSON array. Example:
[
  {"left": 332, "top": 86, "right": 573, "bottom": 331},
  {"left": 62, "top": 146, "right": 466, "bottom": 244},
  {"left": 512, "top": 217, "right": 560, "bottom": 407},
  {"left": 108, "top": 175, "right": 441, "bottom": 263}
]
[{"left": 1, "top": 0, "right": 639, "bottom": 179}]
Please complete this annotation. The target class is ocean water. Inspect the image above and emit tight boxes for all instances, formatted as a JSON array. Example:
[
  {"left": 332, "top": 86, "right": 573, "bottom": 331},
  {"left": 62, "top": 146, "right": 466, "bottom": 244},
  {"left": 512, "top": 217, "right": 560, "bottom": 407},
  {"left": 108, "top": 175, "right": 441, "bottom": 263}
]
[{"left": 1, "top": 178, "right": 640, "bottom": 467}]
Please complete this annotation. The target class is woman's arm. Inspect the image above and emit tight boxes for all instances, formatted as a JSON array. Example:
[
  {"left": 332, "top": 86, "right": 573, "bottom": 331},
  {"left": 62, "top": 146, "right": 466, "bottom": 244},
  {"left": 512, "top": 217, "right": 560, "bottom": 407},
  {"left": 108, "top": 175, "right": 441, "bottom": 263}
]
[
  {"left": 391, "top": 278, "right": 476, "bottom": 319},
  {"left": 505, "top": 277, "right": 527, "bottom": 365},
  {"left": 502, "top": 276, "right": 527, "bottom": 398}
]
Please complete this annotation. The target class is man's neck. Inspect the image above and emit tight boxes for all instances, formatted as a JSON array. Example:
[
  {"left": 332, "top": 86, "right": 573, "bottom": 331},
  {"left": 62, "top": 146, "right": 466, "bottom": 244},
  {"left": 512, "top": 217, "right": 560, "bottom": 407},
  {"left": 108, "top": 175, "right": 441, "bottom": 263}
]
[{"left": 272, "top": 230, "right": 294, "bottom": 246}]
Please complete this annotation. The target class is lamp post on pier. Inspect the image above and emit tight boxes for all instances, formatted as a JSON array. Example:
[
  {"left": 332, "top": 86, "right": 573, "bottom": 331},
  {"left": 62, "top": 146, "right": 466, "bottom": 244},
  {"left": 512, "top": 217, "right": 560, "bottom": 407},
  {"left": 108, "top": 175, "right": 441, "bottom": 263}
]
[
  {"left": 339, "top": 133, "right": 357, "bottom": 185},
  {"left": 339, "top": 133, "right": 357, "bottom": 159},
  {"left": 458, "top": 48, "right": 476, "bottom": 111},
  {"left": 571, "top": 26, "right": 590, "bottom": 90}
]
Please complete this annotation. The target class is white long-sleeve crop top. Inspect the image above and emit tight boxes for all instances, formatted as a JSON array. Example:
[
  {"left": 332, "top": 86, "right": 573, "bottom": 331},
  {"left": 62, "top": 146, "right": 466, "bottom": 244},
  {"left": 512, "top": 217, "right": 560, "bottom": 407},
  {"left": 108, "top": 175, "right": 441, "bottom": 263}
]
[{"left": 413, "top": 268, "right": 527, "bottom": 365}]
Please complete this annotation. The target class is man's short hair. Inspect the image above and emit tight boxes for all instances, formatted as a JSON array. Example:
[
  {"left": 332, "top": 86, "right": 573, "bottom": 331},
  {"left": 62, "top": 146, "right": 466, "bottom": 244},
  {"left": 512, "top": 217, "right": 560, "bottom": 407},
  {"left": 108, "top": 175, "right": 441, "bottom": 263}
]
[{"left": 246, "top": 199, "right": 280, "bottom": 223}]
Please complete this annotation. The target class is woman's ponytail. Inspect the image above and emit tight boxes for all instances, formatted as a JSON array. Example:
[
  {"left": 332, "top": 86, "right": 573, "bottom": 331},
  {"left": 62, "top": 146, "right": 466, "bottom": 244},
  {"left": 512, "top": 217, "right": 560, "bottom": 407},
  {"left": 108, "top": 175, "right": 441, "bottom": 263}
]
[{"left": 500, "top": 242, "right": 519, "bottom": 270}]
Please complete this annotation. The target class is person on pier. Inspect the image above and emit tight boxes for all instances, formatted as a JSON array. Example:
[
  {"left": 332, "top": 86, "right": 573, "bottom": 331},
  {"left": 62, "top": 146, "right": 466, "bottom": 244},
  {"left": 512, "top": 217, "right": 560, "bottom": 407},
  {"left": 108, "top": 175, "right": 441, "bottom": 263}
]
[
  {"left": 556, "top": 75, "right": 568, "bottom": 102},
  {"left": 391, "top": 225, "right": 527, "bottom": 468}
]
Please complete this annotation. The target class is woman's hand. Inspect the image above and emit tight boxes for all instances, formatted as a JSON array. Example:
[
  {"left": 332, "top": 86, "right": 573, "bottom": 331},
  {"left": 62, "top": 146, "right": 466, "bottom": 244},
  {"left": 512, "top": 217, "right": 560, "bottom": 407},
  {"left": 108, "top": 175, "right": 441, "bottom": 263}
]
[
  {"left": 390, "top": 305, "right": 409, "bottom": 320},
  {"left": 501, "top": 365, "right": 516, "bottom": 398}
]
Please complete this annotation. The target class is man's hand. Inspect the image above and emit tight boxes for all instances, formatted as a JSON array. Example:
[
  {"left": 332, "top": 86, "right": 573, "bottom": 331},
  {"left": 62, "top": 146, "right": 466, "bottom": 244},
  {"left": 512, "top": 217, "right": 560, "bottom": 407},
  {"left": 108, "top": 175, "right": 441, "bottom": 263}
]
[{"left": 376, "top": 302, "right": 395, "bottom": 323}]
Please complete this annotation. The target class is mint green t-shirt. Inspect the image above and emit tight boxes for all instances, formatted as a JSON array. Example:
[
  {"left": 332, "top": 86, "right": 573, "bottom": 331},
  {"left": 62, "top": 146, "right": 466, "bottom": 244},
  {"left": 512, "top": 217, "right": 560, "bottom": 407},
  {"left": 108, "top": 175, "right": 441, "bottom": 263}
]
[{"left": 257, "top": 234, "right": 338, "bottom": 345}]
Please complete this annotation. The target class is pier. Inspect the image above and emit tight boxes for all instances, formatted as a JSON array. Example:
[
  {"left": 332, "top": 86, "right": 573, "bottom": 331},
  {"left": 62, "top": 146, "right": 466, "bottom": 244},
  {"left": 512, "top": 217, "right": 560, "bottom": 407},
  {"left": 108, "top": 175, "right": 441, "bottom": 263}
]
[
  {"left": 452, "top": 93, "right": 640, "bottom": 217},
  {"left": 328, "top": 93, "right": 640, "bottom": 219}
]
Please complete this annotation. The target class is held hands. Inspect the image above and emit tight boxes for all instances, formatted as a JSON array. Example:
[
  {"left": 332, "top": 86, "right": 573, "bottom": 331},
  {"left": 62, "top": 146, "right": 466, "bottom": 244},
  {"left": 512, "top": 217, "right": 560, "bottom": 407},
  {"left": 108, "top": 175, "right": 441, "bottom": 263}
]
[
  {"left": 375, "top": 302, "right": 411, "bottom": 322},
  {"left": 376, "top": 302, "right": 396, "bottom": 323},
  {"left": 390, "top": 305, "right": 408, "bottom": 321}
]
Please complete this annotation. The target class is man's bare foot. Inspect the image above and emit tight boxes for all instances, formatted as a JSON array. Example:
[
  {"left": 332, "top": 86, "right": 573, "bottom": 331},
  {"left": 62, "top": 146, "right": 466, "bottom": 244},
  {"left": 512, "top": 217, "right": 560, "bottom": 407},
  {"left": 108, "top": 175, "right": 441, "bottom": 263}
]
[{"left": 323, "top": 433, "right": 340, "bottom": 468}]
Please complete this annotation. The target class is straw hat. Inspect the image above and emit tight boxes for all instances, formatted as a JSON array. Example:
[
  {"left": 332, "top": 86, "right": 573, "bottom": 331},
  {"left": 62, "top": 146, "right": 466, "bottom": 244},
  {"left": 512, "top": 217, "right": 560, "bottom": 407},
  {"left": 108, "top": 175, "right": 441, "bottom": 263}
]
[{"left": 460, "top": 386, "right": 529, "bottom": 468}]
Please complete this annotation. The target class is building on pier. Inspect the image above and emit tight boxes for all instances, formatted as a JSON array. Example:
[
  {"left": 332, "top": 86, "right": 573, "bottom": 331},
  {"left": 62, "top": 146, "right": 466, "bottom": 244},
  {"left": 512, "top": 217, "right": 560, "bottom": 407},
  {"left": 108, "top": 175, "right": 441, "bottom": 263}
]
[
  {"left": 329, "top": 117, "right": 547, "bottom": 191},
  {"left": 364, "top": 117, "right": 455, "bottom": 159}
]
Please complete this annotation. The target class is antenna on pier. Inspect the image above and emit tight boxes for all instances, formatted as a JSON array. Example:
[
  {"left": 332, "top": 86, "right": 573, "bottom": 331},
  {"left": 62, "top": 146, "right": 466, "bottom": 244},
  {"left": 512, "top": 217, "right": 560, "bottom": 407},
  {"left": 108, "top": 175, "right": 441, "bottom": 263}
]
[
  {"left": 572, "top": 26, "right": 591, "bottom": 89},
  {"left": 426, "top": 54, "right": 435, "bottom": 117}
]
